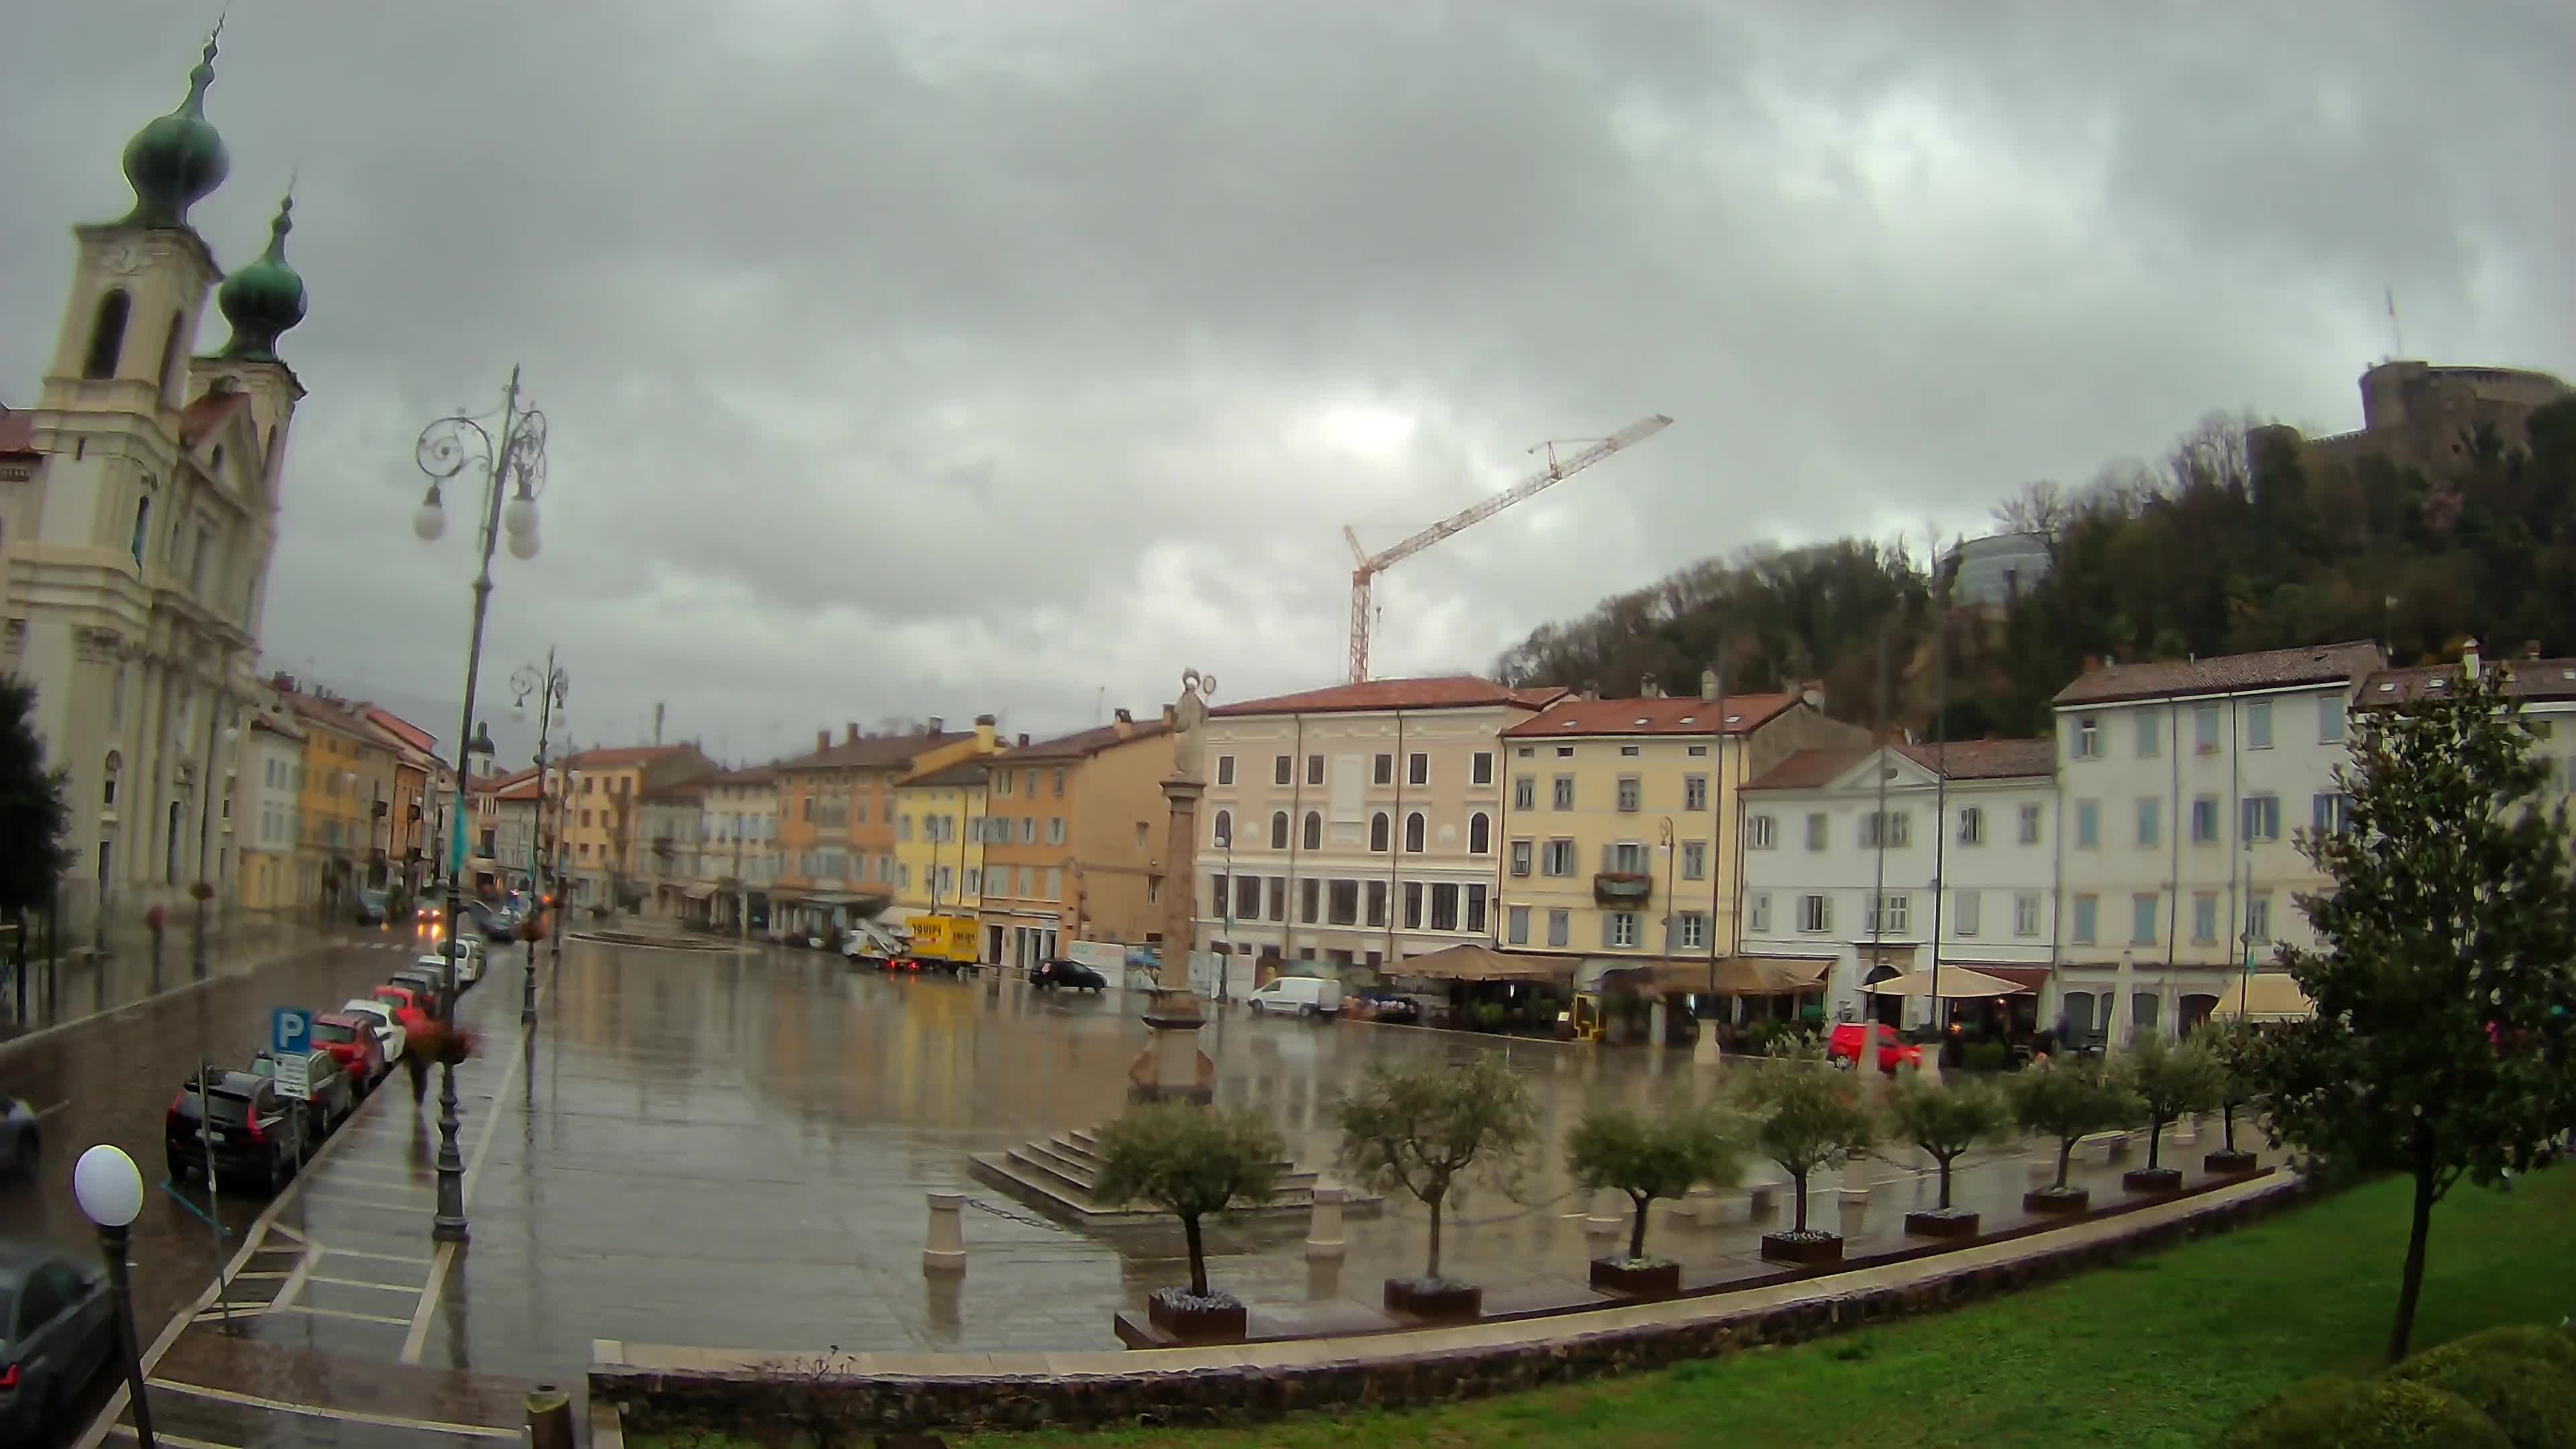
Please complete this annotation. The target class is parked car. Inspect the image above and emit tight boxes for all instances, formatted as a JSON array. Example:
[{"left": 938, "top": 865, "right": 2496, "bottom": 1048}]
[
  {"left": 307, "top": 1012, "right": 390, "bottom": 1093},
  {"left": 0, "top": 1097, "right": 38, "bottom": 1180},
  {"left": 341, "top": 998, "right": 409, "bottom": 1063},
  {"left": 1032, "top": 959, "right": 1108, "bottom": 992},
  {"left": 419, "top": 943, "right": 480, "bottom": 989},
  {"left": 354, "top": 888, "right": 392, "bottom": 926},
  {"left": 464, "top": 898, "right": 521, "bottom": 943},
  {"left": 248, "top": 1047, "right": 356, "bottom": 1142},
  {"left": 388, "top": 968, "right": 451, "bottom": 1018},
  {"left": 166, "top": 1070, "right": 307, "bottom": 1190},
  {"left": 1352, "top": 990, "right": 1421, "bottom": 1025},
  {"left": 0, "top": 1240, "right": 119, "bottom": 1440},
  {"left": 1826, "top": 1021, "right": 1923, "bottom": 1073},
  {"left": 369, "top": 984, "right": 435, "bottom": 1036},
  {"left": 1248, "top": 975, "right": 1344, "bottom": 1019}
]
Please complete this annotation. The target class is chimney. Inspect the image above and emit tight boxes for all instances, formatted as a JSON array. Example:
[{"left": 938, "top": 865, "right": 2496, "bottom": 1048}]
[
  {"left": 2463, "top": 638, "right": 2481, "bottom": 677},
  {"left": 1699, "top": 668, "right": 1718, "bottom": 701},
  {"left": 845, "top": 722, "right": 859, "bottom": 743},
  {"left": 1112, "top": 707, "right": 1134, "bottom": 738},
  {"left": 1640, "top": 672, "right": 1660, "bottom": 698},
  {"left": 1581, "top": 679, "right": 1600, "bottom": 701},
  {"left": 2526, "top": 639, "right": 2543, "bottom": 660},
  {"left": 974, "top": 714, "right": 997, "bottom": 750},
  {"left": 926, "top": 716, "right": 945, "bottom": 735},
  {"left": 2081, "top": 655, "right": 2103, "bottom": 675},
  {"left": 816, "top": 729, "right": 830, "bottom": 752},
  {"left": 271, "top": 671, "right": 295, "bottom": 694},
  {"left": 1016, "top": 732, "right": 1031, "bottom": 747},
  {"left": 1161, "top": 704, "right": 1177, "bottom": 726}
]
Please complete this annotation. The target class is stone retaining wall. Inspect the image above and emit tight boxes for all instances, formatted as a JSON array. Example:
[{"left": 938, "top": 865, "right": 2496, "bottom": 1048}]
[{"left": 598, "top": 1174, "right": 2312, "bottom": 1440}]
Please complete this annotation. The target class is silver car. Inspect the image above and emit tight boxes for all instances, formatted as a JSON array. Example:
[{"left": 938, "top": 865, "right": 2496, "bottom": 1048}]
[{"left": 0, "top": 1240, "right": 117, "bottom": 1438}]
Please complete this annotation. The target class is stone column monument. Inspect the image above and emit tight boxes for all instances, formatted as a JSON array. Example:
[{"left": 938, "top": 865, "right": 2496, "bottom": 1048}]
[{"left": 1130, "top": 668, "right": 1218, "bottom": 1103}]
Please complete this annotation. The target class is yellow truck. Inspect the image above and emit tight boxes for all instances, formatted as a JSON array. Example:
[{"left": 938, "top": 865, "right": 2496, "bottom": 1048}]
[{"left": 897, "top": 913, "right": 981, "bottom": 974}]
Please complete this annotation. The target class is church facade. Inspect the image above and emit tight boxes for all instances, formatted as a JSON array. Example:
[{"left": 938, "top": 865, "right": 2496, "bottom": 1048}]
[{"left": 0, "top": 30, "right": 312, "bottom": 932}]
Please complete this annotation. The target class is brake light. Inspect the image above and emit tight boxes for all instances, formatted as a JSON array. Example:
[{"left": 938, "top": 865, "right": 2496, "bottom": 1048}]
[
  {"left": 170, "top": 1091, "right": 184, "bottom": 1114},
  {"left": 0, "top": 1361, "right": 17, "bottom": 1389},
  {"left": 246, "top": 1113, "right": 266, "bottom": 1144}
]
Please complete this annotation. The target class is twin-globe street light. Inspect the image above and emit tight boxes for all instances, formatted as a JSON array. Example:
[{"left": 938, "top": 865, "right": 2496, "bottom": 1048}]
[
  {"left": 412, "top": 366, "right": 549, "bottom": 1244},
  {"left": 74, "top": 1144, "right": 156, "bottom": 1448}
]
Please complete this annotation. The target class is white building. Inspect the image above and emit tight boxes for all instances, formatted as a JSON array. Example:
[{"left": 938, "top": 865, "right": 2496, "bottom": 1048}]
[
  {"left": 1, "top": 36, "right": 307, "bottom": 931},
  {"left": 1738, "top": 739, "right": 2060, "bottom": 1030},
  {"left": 2049, "top": 641, "right": 2384, "bottom": 1040},
  {"left": 235, "top": 700, "right": 304, "bottom": 913},
  {"left": 1194, "top": 677, "right": 1565, "bottom": 973}
]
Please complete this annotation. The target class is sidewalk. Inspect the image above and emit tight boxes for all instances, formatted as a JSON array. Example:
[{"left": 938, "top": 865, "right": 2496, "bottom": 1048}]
[{"left": 0, "top": 914, "right": 355, "bottom": 1042}]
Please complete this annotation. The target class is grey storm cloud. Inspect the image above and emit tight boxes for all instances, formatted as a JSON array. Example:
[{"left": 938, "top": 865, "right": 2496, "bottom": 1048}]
[{"left": 3, "top": 1, "right": 2568, "bottom": 761}]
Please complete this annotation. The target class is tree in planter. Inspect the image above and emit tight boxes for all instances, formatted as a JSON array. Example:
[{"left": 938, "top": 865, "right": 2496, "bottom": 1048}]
[
  {"left": 2199, "top": 1016, "right": 2267, "bottom": 1168},
  {"left": 2118, "top": 1030, "right": 2222, "bottom": 1183},
  {"left": 1090, "top": 1103, "right": 1283, "bottom": 1304},
  {"left": 1882, "top": 1069, "right": 2012, "bottom": 1226},
  {"left": 1333, "top": 1054, "right": 1538, "bottom": 1303},
  {"left": 1733, "top": 1036, "right": 1875, "bottom": 1252},
  {"left": 2010, "top": 1057, "right": 2141, "bottom": 1206},
  {"left": 1565, "top": 1099, "right": 1745, "bottom": 1279},
  {"left": 2253, "top": 662, "right": 2576, "bottom": 1364}
]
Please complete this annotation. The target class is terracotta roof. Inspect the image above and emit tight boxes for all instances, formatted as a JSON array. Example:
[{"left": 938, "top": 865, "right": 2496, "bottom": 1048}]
[
  {"left": 248, "top": 712, "right": 305, "bottom": 741},
  {"left": 1212, "top": 676, "right": 1568, "bottom": 718},
  {"left": 363, "top": 706, "right": 438, "bottom": 755},
  {"left": 178, "top": 390, "right": 251, "bottom": 446},
  {"left": 902, "top": 759, "right": 994, "bottom": 790},
  {"left": 2053, "top": 642, "right": 2384, "bottom": 707},
  {"left": 0, "top": 408, "right": 35, "bottom": 455},
  {"left": 563, "top": 743, "right": 695, "bottom": 770},
  {"left": 1006, "top": 718, "right": 1173, "bottom": 761},
  {"left": 705, "top": 765, "right": 777, "bottom": 787},
  {"left": 1744, "top": 737, "right": 2054, "bottom": 792},
  {"left": 282, "top": 690, "right": 376, "bottom": 739},
  {"left": 1502, "top": 694, "right": 1796, "bottom": 738},
  {"left": 772, "top": 731, "right": 972, "bottom": 773},
  {"left": 2361, "top": 657, "right": 2576, "bottom": 706}
]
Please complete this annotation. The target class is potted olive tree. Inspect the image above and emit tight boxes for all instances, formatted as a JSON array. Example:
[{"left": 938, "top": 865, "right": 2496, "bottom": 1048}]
[
  {"left": 1884, "top": 1069, "right": 2012, "bottom": 1238},
  {"left": 1566, "top": 1099, "right": 1745, "bottom": 1295},
  {"left": 2119, "top": 1032, "right": 2222, "bottom": 1193},
  {"left": 2199, "top": 1016, "right": 2265, "bottom": 1175},
  {"left": 1334, "top": 1054, "right": 1538, "bottom": 1320},
  {"left": 2010, "top": 1058, "right": 2141, "bottom": 1215},
  {"left": 1091, "top": 1103, "right": 1283, "bottom": 1342},
  {"left": 1735, "top": 1036, "right": 1876, "bottom": 1266}
]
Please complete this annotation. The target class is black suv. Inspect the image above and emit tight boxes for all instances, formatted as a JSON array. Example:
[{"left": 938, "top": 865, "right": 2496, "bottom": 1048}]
[
  {"left": 1032, "top": 959, "right": 1108, "bottom": 992},
  {"left": 166, "top": 1070, "right": 307, "bottom": 1191}
]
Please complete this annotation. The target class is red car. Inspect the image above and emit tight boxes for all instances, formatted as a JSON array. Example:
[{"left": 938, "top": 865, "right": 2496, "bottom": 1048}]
[
  {"left": 369, "top": 984, "right": 434, "bottom": 1034},
  {"left": 308, "top": 1012, "right": 389, "bottom": 1093},
  {"left": 1827, "top": 1021, "right": 1923, "bottom": 1073}
]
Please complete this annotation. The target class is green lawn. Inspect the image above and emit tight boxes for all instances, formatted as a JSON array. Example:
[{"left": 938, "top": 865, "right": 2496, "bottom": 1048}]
[{"left": 639, "top": 1167, "right": 2576, "bottom": 1449}]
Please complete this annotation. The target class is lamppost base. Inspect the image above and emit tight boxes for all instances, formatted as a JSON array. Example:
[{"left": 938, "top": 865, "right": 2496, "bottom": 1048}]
[
  {"left": 1128, "top": 1001, "right": 1214, "bottom": 1104},
  {"left": 433, "top": 1216, "right": 470, "bottom": 1244}
]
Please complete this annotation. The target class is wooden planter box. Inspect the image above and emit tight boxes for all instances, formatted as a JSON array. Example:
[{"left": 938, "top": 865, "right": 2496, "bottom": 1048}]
[
  {"left": 2122, "top": 1166, "right": 2183, "bottom": 1195},
  {"left": 2204, "top": 1148, "right": 2259, "bottom": 1175},
  {"left": 2023, "top": 1187, "right": 2090, "bottom": 1215},
  {"left": 1903, "top": 1208, "right": 1981, "bottom": 1239},
  {"left": 1587, "top": 1257, "right": 1681, "bottom": 1295},
  {"left": 1759, "top": 1231, "right": 1843, "bottom": 1266},
  {"left": 1145, "top": 1289, "right": 1247, "bottom": 1343},
  {"left": 1383, "top": 1277, "right": 1483, "bottom": 1321}
]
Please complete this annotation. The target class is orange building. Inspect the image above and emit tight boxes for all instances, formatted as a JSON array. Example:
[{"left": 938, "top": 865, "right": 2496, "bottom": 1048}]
[
  {"left": 977, "top": 707, "right": 1173, "bottom": 971},
  {"left": 768, "top": 716, "right": 997, "bottom": 939},
  {"left": 559, "top": 743, "right": 714, "bottom": 909}
]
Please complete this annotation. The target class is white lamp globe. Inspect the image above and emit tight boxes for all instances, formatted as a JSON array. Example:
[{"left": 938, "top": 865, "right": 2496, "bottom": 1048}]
[
  {"left": 501, "top": 494, "right": 539, "bottom": 539},
  {"left": 74, "top": 1144, "right": 144, "bottom": 1228},
  {"left": 413, "top": 500, "right": 447, "bottom": 541},
  {"left": 506, "top": 528, "right": 540, "bottom": 561}
]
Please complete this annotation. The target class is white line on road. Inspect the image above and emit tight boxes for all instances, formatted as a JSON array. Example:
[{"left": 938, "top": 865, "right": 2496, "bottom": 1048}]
[
  {"left": 267, "top": 1302, "right": 416, "bottom": 1326},
  {"left": 144, "top": 1379, "right": 522, "bottom": 1440},
  {"left": 401, "top": 975, "right": 539, "bottom": 1364},
  {"left": 109, "top": 1426, "right": 241, "bottom": 1449},
  {"left": 34, "top": 1099, "right": 70, "bottom": 1120}
]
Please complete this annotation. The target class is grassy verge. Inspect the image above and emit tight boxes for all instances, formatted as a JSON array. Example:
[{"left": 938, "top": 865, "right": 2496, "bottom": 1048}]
[{"left": 635, "top": 1166, "right": 2575, "bottom": 1449}]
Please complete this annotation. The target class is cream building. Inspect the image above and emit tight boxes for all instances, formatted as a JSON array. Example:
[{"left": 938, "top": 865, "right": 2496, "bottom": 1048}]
[
  {"left": 1193, "top": 677, "right": 1566, "bottom": 973},
  {"left": 1, "top": 34, "right": 310, "bottom": 930},
  {"left": 235, "top": 697, "right": 305, "bottom": 913}
]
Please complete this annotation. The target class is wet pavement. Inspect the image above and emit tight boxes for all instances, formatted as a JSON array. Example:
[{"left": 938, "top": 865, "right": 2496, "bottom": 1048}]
[{"left": 19, "top": 933, "right": 2279, "bottom": 1446}]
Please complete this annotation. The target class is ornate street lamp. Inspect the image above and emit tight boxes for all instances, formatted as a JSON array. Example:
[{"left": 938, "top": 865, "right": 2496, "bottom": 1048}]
[
  {"left": 512, "top": 651, "right": 568, "bottom": 1026},
  {"left": 412, "top": 367, "right": 548, "bottom": 1243},
  {"left": 74, "top": 1145, "right": 156, "bottom": 1448}
]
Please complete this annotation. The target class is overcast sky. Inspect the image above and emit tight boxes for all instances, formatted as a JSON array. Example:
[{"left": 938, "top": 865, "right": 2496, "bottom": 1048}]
[{"left": 6, "top": 2, "right": 2569, "bottom": 763}]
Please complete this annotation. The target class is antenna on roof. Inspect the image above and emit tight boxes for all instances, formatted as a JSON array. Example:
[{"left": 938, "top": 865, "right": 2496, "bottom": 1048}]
[{"left": 2385, "top": 286, "right": 2406, "bottom": 361}]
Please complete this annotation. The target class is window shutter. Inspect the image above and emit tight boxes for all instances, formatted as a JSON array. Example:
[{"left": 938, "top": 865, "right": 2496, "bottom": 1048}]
[
  {"left": 1820, "top": 897, "right": 1833, "bottom": 933},
  {"left": 1601, "top": 914, "right": 1616, "bottom": 949},
  {"left": 1599, "top": 842, "right": 1614, "bottom": 873}
]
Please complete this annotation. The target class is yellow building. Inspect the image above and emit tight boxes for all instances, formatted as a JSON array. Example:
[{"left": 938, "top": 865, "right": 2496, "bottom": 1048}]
[
  {"left": 890, "top": 759, "right": 991, "bottom": 922},
  {"left": 767, "top": 715, "right": 998, "bottom": 939},
  {"left": 1493, "top": 682, "right": 1863, "bottom": 967},
  {"left": 236, "top": 701, "right": 306, "bottom": 913},
  {"left": 284, "top": 690, "right": 379, "bottom": 913},
  {"left": 558, "top": 743, "right": 715, "bottom": 909}
]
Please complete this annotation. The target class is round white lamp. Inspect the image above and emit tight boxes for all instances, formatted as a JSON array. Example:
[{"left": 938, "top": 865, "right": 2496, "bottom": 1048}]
[{"left": 73, "top": 1144, "right": 157, "bottom": 1447}]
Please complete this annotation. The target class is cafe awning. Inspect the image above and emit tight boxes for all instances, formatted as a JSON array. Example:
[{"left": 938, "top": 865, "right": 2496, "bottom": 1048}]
[
  {"left": 2213, "top": 972, "right": 2315, "bottom": 1022},
  {"left": 682, "top": 883, "right": 717, "bottom": 901},
  {"left": 1588, "top": 956, "right": 1832, "bottom": 996},
  {"left": 1865, "top": 965, "right": 2032, "bottom": 998},
  {"left": 1395, "top": 944, "right": 1576, "bottom": 986}
]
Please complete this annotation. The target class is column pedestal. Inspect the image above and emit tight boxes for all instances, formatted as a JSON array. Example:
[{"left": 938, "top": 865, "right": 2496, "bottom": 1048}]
[{"left": 1130, "top": 775, "right": 1216, "bottom": 1103}]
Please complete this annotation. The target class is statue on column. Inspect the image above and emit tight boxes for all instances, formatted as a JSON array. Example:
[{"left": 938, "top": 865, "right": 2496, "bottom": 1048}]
[{"left": 1171, "top": 668, "right": 1216, "bottom": 783}]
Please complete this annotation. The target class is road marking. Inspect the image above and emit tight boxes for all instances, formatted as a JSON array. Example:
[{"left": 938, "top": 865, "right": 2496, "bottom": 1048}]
[
  {"left": 402, "top": 975, "right": 537, "bottom": 1364},
  {"left": 35, "top": 1099, "right": 70, "bottom": 1120},
  {"left": 144, "top": 1379, "right": 521, "bottom": 1439},
  {"left": 318, "top": 1244, "right": 433, "bottom": 1265},
  {"left": 109, "top": 1426, "right": 240, "bottom": 1449},
  {"left": 229, "top": 1271, "right": 291, "bottom": 1281},
  {"left": 309, "top": 1274, "right": 422, "bottom": 1294},
  {"left": 299, "top": 1193, "right": 430, "bottom": 1214},
  {"left": 396, "top": 1238, "right": 460, "bottom": 1364},
  {"left": 268, "top": 1303, "right": 415, "bottom": 1326}
]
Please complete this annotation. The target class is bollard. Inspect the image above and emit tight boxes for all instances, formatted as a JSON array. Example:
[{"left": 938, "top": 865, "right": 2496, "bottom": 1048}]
[
  {"left": 1746, "top": 1173, "right": 1780, "bottom": 1218},
  {"left": 1582, "top": 1188, "right": 1623, "bottom": 1238},
  {"left": 1303, "top": 1185, "right": 1348, "bottom": 1261},
  {"left": 923, "top": 1191, "right": 967, "bottom": 1273},
  {"left": 525, "top": 1383, "right": 576, "bottom": 1449},
  {"left": 1837, "top": 1186, "right": 1872, "bottom": 1232},
  {"left": 1693, "top": 1029, "right": 1723, "bottom": 1068},
  {"left": 1841, "top": 1152, "right": 1874, "bottom": 1196},
  {"left": 2173, "top": 1114, "right": 2198, "bottom": 1147}
]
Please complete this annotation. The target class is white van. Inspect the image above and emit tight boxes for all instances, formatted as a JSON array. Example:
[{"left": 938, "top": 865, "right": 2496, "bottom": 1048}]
[{"left": 1248, "top": 975, "right": 1343, "bottom": 1019}]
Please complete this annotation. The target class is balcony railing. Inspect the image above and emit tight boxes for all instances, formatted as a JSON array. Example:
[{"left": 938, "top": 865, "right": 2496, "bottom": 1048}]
[{"left": 1593, "top": 871, "right": 1653, "bottom": 907}]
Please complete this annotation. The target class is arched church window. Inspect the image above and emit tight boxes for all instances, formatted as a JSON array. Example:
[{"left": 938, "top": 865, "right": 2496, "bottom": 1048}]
[
  {"left": 84, "top": 290, "right": 131, "bottom": 380},
  {"left": 130, "top": 495, "right": 151, "bottom": 568},
  {"left": 103, "top": 751, "right": 122, "bottom": 810},
  {"left": 156, "top": 311, "right": 184, "bottom": 401}
]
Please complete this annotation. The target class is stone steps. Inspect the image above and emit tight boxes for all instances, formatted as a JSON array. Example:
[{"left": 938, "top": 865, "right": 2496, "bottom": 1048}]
[{"left": 970, "top": 1122, "right": 1381, "bottom": 1228}]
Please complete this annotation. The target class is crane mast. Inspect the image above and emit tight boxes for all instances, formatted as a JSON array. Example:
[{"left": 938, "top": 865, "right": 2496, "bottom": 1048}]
[{"left": 1346, "top": 413, "right": 1672, "bottom": 682}]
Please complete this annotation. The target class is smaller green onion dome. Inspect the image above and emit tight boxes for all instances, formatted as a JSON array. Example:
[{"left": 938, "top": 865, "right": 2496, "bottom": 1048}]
[
  {"left": 219, "top": 194, "right": 307, "bottom": 364},
  {"left": 119, "top": 28, "right": 229, "bottom": 229}
]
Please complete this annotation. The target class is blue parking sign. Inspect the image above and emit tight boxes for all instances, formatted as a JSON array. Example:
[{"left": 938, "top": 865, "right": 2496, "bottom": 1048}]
[{"left": 272, "top": 1007, "right": 311, "bottom": 1057}]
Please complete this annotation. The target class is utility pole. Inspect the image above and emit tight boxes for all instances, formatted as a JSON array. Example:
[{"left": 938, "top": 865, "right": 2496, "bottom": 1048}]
[
  {"left": 1927, "top": 569, "right": 1951, "bottom": 1057},
  {"left": 1867, "top": 623, "right": 1892, "bottom": 1034}
]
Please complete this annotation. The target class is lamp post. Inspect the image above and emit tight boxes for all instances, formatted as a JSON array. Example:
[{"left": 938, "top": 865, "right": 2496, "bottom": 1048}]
[
  {"left": 413, "top": 367, "right": 549, "bottom": 1244},
  {"left": 74, "top": 1144, "right": 156, "bottom": 1448},
  {"left": 512, "top": 653, "right": 568, "bottom": 1026}
]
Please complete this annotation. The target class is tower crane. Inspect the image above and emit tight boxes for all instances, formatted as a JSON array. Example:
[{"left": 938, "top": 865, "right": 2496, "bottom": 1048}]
[{"left": 1344, "top": 413, "right": 1672, "bottom": 682}]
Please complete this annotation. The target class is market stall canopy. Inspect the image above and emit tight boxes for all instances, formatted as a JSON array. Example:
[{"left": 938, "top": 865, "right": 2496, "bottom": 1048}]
[
  {"left": 2213, "top": 971, "right": 2315, "bottom": 1022},
  {"left": 1864, "top": 965, "right": 2031, "bottom": 998},
  {"left": 1395, "top": 944, "right": 1576, "bottom": 986}
]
